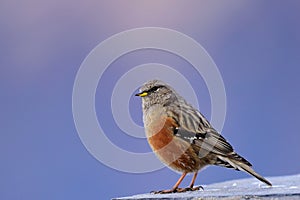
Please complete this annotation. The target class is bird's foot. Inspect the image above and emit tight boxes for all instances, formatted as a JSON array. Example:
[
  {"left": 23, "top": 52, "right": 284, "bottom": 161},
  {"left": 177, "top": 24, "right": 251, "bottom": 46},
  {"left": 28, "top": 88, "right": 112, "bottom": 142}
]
[
  {"left": 177, "top": 185, "right": 204, "bottom": 192},
  {"left": 151, "top": 186, "right": 203, "bottom": 194},
  {"left": 151, "top": 189, "right": 176, "bottom": 194}
]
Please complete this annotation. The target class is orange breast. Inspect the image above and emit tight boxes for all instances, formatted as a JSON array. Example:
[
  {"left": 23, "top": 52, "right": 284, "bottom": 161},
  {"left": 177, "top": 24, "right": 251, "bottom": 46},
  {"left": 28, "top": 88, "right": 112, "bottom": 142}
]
[{"left": 147, "top": 116, "right": 201, "bottom": 172}]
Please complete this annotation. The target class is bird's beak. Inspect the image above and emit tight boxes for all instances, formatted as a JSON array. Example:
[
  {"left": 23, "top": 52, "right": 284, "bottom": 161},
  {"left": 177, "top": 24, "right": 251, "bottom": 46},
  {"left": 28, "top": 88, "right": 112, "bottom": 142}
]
[{"left": 135, "top": 92, "right": 148, "bottom": 97}]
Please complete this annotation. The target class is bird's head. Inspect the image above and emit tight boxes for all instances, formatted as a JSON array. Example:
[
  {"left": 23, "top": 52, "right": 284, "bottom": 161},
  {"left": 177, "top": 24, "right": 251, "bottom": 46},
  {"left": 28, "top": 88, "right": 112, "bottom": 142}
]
[{"left": 135, "top": 80, "right": 176, "bottom": 111}]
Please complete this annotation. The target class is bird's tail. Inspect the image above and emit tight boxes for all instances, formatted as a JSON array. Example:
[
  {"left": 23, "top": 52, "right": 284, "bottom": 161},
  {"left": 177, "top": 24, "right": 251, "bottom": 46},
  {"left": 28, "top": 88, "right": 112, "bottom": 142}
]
[{"left": 216, "top": 153, "right": 272, "bottom": 186}]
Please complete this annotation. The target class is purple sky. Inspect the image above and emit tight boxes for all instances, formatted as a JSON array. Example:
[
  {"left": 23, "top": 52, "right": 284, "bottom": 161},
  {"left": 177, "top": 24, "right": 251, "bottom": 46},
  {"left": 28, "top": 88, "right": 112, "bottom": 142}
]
[{"left": 1, "top": 1, "right": 300, "bottom": 199}]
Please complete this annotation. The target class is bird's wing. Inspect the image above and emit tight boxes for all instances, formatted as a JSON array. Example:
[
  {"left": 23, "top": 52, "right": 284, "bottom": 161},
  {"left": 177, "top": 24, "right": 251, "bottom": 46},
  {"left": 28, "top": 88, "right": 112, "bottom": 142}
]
[
  {"left": 166, "top": 105, "right": 234, "bottom": 156},
  {"left": 174, "top": 126, "right": 234, "bottom": 156},
  {"left": 172, "top": 121, "right": 252, "bottom": 166},
  {"left": 166, "top": 105, "right": 252, "bottom": 166}
]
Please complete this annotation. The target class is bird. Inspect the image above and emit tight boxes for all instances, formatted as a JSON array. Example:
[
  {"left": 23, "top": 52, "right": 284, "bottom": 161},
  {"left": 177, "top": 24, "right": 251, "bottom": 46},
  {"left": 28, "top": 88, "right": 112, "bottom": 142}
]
[{"left": 135, "top": 79, "right": 272, "bottom": 194}]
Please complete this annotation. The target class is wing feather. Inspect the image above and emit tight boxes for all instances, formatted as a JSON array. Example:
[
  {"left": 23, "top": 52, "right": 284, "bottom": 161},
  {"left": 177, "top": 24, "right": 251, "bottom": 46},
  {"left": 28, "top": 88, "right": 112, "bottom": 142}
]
[{"left": 174, "top": 127, "right": 234, "bottom": 156}]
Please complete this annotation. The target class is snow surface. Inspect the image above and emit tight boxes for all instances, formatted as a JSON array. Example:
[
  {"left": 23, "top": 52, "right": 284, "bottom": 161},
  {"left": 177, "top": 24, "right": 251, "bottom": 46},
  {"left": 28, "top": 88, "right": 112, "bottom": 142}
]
[{"left": 113, "top": 174, "right": 300, "bottom": 200}]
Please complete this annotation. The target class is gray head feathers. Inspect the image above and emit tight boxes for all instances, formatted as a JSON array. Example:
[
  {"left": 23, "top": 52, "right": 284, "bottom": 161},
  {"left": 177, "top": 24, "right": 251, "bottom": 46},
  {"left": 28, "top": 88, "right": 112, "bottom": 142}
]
[{"left": 136, "top": 80, "right": 180, "bottom": 112}]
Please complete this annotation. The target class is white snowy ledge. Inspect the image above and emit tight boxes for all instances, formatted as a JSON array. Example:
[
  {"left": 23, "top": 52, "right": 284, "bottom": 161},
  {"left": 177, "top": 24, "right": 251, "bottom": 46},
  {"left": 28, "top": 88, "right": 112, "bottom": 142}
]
[{"left": 113, "top": 174, "right": 300, "bottom": 200}]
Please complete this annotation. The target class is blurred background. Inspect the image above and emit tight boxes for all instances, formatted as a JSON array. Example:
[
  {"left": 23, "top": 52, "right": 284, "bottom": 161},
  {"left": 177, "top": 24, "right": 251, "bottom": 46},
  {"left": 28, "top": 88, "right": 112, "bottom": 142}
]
[{"left": 1, "top": 1, "right": 300, "bottom": 199}]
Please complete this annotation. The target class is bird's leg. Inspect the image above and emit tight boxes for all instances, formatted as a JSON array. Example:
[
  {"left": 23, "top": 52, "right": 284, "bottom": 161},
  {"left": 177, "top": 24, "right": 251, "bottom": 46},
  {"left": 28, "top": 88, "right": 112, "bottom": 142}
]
[
  {"left": 177, "top": 172, "right": 203, "bottom": 192},
  {"left": 189, "top": 171, "right": 198, "bottom": 188},
  {"left": 153, "top": 172, "right": 187, "bottom": 194},
  {"left": 189, "top": 172, "right": 203, "bottom": 191}
]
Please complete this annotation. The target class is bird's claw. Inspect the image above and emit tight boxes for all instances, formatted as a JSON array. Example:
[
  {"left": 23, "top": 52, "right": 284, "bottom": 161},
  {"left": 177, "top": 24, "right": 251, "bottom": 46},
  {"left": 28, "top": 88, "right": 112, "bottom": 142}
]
[
  {"left": 151, "top": 189, "right": 175, "bottom": 194},
  {"left": 151, "top": 186, "right": 203, "bottom": 194},
  {"left": 177, "top": 185, "right": 204, "bottom": 192}
]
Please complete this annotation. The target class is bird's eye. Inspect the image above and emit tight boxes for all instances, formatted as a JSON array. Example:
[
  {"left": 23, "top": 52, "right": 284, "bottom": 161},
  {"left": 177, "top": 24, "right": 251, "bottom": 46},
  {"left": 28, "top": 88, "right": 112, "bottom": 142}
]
[
  {"left": 152, "top": 86, "right": 159, "bottom": 91},
  {"left": 147, "top": 85, "right": 164, "bottom": 94},
  {"left": 149, "top": 86, "right": 162, "bottom": 93}
]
